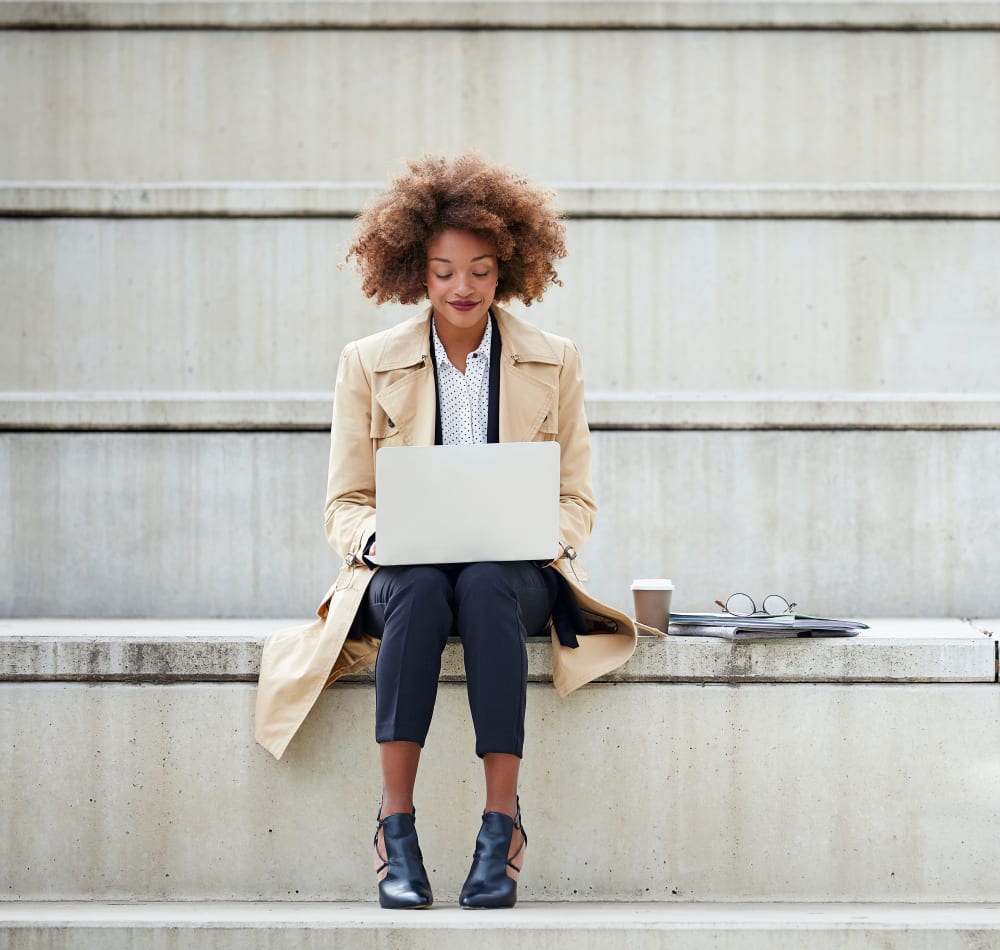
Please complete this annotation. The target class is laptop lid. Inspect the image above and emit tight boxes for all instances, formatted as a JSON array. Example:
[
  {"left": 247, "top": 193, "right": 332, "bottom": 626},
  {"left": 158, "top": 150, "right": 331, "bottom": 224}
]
[{"left": 374, "top": 442, "right": 560, "bottom": 565}]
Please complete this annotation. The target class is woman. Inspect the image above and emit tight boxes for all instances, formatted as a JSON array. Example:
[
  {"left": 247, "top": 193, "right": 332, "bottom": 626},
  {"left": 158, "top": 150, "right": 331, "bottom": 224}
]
[{"left": 254, "top": 153, "right": 640, "bottom": 909}]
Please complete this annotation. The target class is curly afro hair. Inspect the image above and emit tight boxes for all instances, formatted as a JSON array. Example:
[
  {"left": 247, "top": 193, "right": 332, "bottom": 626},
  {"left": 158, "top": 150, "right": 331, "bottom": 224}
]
[{"left": 345, "top": 152, "right": 567, "bottom": 307}]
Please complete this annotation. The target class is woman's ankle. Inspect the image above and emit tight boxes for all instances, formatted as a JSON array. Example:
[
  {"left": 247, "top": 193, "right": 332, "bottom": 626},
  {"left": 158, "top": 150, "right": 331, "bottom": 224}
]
[
  {"left": 380, "top": 799, "right": 415, "bottom": 818},
  {"left": 483, "top": 797, "right": 518, "bottom": 818}
]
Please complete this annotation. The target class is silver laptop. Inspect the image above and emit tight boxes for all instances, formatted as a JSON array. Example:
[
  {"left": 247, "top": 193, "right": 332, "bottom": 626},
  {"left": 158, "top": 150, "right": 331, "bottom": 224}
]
[{"left": 374, "top": 442, "right": 560, "bottom": 565}]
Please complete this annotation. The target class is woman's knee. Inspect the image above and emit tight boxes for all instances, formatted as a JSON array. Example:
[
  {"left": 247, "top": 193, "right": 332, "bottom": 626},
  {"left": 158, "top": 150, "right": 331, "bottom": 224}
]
[
  {"left": 453, "top": 561, "right": 522, "bottom": 602},
  {"left": 368, "top": 565, "right": 455, "bottom": 642},
  {"left": 380, "top": 566, "right": 453, "bottom": 608},
  {"left": 454, "top": 562, "right": 552, "bottom": 633}
]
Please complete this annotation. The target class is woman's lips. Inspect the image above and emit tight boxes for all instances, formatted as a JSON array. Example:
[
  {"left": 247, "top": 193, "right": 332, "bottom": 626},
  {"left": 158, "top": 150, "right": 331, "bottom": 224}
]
[{"left": 448, "top": 300, "right": 479, "bottom": 312}]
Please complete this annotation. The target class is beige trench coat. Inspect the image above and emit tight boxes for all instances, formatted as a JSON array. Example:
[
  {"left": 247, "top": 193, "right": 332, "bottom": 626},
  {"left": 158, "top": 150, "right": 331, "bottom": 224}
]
[{"left": 254, "top": 306, "right": 639, "bottom": 760}]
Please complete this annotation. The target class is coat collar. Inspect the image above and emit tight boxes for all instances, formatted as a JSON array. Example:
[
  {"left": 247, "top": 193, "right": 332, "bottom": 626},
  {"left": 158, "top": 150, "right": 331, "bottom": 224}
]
[
  {"left": 372, "top": 306, "right": 561, "bottom": 445},
  {"left": 373, "top": 305, "right": 561, "bottom": 371}
]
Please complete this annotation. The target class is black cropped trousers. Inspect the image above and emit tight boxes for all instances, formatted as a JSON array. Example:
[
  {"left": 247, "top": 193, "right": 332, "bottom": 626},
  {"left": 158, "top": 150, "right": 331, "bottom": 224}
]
[{"left": 362, "top": 561, "right": 557, "bottom": 758}]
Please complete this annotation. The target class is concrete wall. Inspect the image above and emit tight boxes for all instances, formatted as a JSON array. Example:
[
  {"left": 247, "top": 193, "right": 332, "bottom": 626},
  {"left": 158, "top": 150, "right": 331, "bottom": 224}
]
[
  {"left": 3, "top": 216, "right": 1000, "bottom": 394},
  {"left": 3, "top": 29, "right": 1000, "bottom": 182},
  {"left": 2, "top": 6, "right": 1000, "bottom": 945},
  {"left": 4, "top": 678, "right": 999, "bottom": 901},
  {"left": 4, "top": 429, "right": 999, "bottom": 617},
  {"left": 2, "top": 4, "right": 998, "bottom": 619}
]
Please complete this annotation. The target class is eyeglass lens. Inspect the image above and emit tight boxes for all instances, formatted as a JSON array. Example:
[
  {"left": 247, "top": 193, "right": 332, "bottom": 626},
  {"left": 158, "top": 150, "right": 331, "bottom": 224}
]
[
  {"left": 725, "top": 593, "right": 756, "bottom": 616},
  {"left": 761, "top": 594, "right": 791, "bottom": 615}
]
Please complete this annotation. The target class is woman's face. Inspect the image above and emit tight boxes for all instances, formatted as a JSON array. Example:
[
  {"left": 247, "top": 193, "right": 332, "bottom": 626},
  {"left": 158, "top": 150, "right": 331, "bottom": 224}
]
[{"left": 425, "top": 229, "right": 498, "bottom": 336}]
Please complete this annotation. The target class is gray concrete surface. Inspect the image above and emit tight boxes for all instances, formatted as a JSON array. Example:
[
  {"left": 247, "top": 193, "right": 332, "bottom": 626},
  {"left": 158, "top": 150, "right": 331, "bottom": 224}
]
[
  {"left": 4, "top": 217, "right": 1000, "bottom": 394},
  {"left": 5, "top": 393, "right": 1000, "bottom": 432},
  {"left": 3, "top": 429, "right": 999, "bottom": 617},
  {"left": 3, "top": 901, "right": 1000, "bottom": 950},
  {"left": 0, "top": 619, "right": 994, "bottom": 683},
  {"left": 4, "top": 0, "right": 1000, "bottom": 28},
  {"left": 3, "top": 31, "right": 1000, "bottom": 182},
  {"left": 8, "top": 182, "right": 1000, "bottom": 218},
  {"left": 2, "top": 680, "right": 999, "bottom": 901},
  {"left": 2, "top": 5, "right": 998, "bottom": 942}
]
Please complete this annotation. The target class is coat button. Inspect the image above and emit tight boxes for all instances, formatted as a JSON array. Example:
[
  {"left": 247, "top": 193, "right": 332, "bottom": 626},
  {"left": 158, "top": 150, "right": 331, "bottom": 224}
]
[{"left": 387, "top": 418, "right": 395, "bottom": 428}]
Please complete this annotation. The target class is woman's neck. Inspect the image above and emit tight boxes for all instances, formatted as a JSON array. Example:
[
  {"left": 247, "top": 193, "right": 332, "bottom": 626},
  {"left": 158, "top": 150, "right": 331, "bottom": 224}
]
[{"left": 433, "top": 312, "right": 489, "bottom": 373}]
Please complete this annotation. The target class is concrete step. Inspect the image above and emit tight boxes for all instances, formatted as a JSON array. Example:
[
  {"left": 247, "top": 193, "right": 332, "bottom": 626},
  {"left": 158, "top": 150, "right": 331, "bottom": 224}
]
[
  {"left": 6, "top": 393, "right": 1000, "bottom": 433},
  {"left": 1, "top": 620, "right": 997, "bottom": 901},
  {"left": 3, "top": 430, "right": 1000, "bottom": 616},
  {"left": 9, "top": 182, "right": 1000, "bottom": 218},
  {"left": 2, "top": 29, "right": 999, "bottom": 182},
  {"left": 3, "top": 214, "right": 1000, "bottom": 395},
  {"left": 2, "top": 618, "right": 994, "bottom": 684},
  {"left": 3, "top": 901, "right": 1000, "bottom": 950},
  {"left": 5, "top": 1, "right": 1000, "bottom": 29}
]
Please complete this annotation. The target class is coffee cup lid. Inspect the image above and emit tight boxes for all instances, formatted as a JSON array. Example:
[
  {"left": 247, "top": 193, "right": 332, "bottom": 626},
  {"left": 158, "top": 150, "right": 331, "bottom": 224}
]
[{"left": 630, "top": 578, "right": 674, "bottom": 590}]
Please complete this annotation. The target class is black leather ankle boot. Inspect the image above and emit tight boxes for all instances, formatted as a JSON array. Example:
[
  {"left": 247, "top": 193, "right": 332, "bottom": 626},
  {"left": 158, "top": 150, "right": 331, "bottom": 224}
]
[
  {"left": 374, "top": 810, "right": 433, "bottom": 909},
  {"left": 458, "top": 803, "right": 526, "bottom": 909}
]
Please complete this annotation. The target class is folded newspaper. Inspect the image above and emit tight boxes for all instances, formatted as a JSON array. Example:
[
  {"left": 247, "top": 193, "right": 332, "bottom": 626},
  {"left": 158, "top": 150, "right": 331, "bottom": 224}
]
[{"left": 668, "top": 613, "right": 868, "bottom": 640}]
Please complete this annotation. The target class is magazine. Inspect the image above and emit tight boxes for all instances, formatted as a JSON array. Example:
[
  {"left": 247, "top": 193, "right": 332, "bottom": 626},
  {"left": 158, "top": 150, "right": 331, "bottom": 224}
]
[{"left": 668, "top": 612, "right": 868, "bottom": 640}]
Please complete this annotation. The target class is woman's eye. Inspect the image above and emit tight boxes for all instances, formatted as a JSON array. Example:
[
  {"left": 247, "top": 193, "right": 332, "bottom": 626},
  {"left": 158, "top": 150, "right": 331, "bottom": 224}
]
[
  {"left": 473, "top": 272, "right": 489, "bottom": 278},
  {"left": 434, "top": 273, "right": 452, "bottom": 279}
]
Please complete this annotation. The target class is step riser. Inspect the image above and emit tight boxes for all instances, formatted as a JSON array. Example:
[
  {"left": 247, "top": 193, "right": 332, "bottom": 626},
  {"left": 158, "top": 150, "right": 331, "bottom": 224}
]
[
  {"left": 3, "top": 32, "right": 1000, "bottom": 181},
  {"left": 4, "top": 218, "right": 1000, "bottom": 395},
  {"left": 4, "top": 430, "right": 999, "bottom": 617},
  {"left": 3, "top": 682, "right": 998, "bottom": 901}
]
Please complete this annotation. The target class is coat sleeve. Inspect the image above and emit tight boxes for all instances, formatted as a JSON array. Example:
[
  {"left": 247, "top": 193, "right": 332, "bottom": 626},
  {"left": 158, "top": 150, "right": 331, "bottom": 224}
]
[
  {"left": 555, "top": 340, "right": 597, "bottom": 555},
  {"left": 324, "top": 341, "right": 378, "bottom": 560}
]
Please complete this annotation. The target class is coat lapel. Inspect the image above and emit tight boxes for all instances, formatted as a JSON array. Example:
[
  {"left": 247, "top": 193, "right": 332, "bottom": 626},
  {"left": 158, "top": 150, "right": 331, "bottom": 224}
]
[
  {"left": 499, "top": 359, "right": 557, "bottom": 442},
  {"left": 372, "top": 313, "right": 436, "bottom": 446},
  {"left": 368, "top": 307, "right": 562, "bottom": 446},
  {"left": 495, "top": 308, "right": 561, "bottom": 443}
]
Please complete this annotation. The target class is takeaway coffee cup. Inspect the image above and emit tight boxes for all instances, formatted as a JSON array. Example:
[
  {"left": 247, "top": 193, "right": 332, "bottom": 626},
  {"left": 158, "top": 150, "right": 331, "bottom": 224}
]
[{"left": 631, "top": 578, "right": 674, "bottom": 632}]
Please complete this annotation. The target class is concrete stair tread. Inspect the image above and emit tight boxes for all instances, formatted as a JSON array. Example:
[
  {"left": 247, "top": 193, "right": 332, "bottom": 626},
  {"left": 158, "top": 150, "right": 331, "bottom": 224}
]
[
  {"left": 4, "top": 900, "right": 1000, "bottom": 928},
  {"left": 5, "top": 901, "right": 1000, "bottom": 950},
  {"left": 1, "top": 618, "right": 995, "bottom": 683},
  {"left": 5, "top": 392, "right": 1000, "bottom": 431},
  {"left": 6, "top": 182, "right": 1000, "bottom": 218},
  {"left": 3, "top": 1, "right": 1000, "bottom": 29}
]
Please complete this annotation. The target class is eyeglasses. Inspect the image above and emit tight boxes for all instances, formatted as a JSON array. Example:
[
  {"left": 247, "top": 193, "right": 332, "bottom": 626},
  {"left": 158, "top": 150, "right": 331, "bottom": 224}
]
[{"left": 714, "top": 593, "right": 798, "bottom": 617}]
